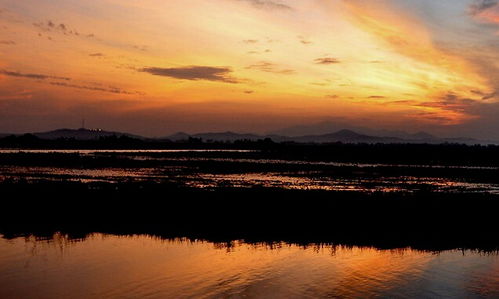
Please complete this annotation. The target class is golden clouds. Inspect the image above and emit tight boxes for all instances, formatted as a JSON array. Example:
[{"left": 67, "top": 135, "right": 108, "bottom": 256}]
[
  {"left": 1, "top": 0, "right": 499, "bottom": 134},
  {"left": 338, "top": 0, "right": 494, "bottom": 124}
]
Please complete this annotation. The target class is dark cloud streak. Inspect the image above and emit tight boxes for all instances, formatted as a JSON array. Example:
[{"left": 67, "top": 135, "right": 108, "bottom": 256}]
[
  {"left": 470, "top": 0, "right": 498, "bottom": 15},
  {"left": 0, "top": 69, "right": 71, "bottom": 81},
  {"left": 246, "top": 61, "right": 295, "bottom": 74},
  {"left": 314, "top": 57, "right": 341, "bottom": 65},
  {"left": 33, "top": 20, "right": 95, "bottom": 39},
  {"left": 298, "top": 35, "right": 312, "bottom": 45},
  {"left": 141, "top": 66, "right": 239, "bottom": 83},
  {"left": 243, "top": 39, "right": 259, "bottom": 44},
  {"left": 49, "top": 82, "right": 144, "bottom": 95},
  {"left": 0, "top": 69, "right": 142, "bottom": 95},
  {"left": 417, "top": 93, "right": 475, "bottom": 114}
]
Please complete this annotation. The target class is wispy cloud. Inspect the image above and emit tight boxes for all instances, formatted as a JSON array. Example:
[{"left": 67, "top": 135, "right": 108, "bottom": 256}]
[
  {"left": 49, "top": 81, "right": 143, "bottom": 95},
  {"left": 246, "top": 61, "right": 295, "bottom": 74},
  {"left": 132, "top": 45, "right": 148, "bottom": 52},
  {"left": 417, "top": 93, "right": 475, "bottom": 114},
  {"left": 470, "top": 0, "right": 498, "bottom": 15},
  {"left": 141, "top": 66, "right": 239, "bottom": 83},
  {"left": 0, "top": 69, "right": 70, "bottom": 81},
  {"left": 297, "top": 35, "right": 312, "bottom": 45},
  {"left": 471, "top": 89, "right": 497, "bottom": 100},
  {"left": 243, "top": 39, "right": 259, "bottom": 44},
  {"left": 237, "top": 0, "right": 292, "bottom": 10},
  {"left": 0, "top": 69, "right": 142, "bottom": 95},
  {"left": 33, "top": 20, "right": 96, "bottom": 38},
  {"left": 469, "top": 0, "right": 499, "bottom": 24},
  {"left": 314, "top": 57, "right": 341, "bottom": 65}
]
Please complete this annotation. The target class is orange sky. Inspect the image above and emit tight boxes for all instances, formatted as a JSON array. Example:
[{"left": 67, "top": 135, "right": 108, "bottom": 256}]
[{"left": 1, "top": 0, "right": 499, "bottom": 137}]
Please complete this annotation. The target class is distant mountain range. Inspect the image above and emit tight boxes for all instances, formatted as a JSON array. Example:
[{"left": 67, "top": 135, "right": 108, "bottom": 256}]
[
  {"left": 34, "top": 128, "right": 146, "bottom": 140},
  {"left": 164, "top": 129, "right": 493, "bottom": 145},
  {"left": 270, "top": 121, "right": 463, "bottom": 141},
  {"left": 0, "top": 128, "right": 496, "bottom": 145}
]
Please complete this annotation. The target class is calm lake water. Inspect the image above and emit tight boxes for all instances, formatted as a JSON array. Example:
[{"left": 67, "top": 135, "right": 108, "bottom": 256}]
[{"left": 0, "top": 234, "right": 498, "bottom": 298}]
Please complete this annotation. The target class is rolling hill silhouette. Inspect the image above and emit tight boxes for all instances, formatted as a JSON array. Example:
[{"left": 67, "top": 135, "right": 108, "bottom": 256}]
[
  {"left": 290, "top": 129, "right": 401, "bottom": 143},
  {"left": 0, "top": 128, "right": 494, "bottom": 145},
  {"left": 163, "top": 129, "right": 491, "bottom": 145},
  {"left": 32, "top": 128, "right": 145, "bottom": 140}
]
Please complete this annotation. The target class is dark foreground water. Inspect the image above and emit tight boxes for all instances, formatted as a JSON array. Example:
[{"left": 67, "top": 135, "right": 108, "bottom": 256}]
[{"left": 0, "top": 234, "right": 498, "bottom": 299}]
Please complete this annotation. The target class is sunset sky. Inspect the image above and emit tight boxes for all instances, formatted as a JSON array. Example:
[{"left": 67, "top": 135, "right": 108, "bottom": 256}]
[{"left": 1, "top": 0, "right": 499, "bottom": 138}]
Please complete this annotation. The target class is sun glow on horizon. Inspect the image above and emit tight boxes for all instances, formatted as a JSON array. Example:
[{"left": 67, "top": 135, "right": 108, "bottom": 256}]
[{"left": 1, "top": 0, "right": 499, "bottom": 136}]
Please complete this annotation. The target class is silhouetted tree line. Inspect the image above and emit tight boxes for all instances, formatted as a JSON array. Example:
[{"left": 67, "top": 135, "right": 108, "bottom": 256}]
[
  {"left": 0, "top": 134, "right": 275, "bottom": 150},
  {"left": 262, "top": 142, "right": 499, "bottom": 166},
  {"left": 2, "top": 134, "right": 499, "bottom": 166},
  {"left": 0, "top": 134, "right": 148, "bottom": 149}
]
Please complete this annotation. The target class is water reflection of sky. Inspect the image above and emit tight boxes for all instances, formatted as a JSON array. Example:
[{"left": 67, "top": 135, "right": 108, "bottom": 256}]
[
  {"left": 0, "top": 234, "right": 497, "bottom": 299},
  {"left": 1, "top": 151, "right": 499, "bottom": 194},
  {"left": 1, "top": 165, "right": 499, "bottom": 194}
]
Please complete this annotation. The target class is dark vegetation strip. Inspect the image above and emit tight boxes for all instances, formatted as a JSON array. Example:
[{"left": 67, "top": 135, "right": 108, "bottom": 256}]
[{"left": 0, "top": 180, "right": 498, "bottom": 252}]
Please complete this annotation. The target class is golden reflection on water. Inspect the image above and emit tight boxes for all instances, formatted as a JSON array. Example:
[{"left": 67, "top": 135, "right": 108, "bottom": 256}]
[
  {"left": 0, "top": 234, "right": 498, "bottom": 298},
  {"left": 2, "top": 166, "right": 499, "bottom": 194}
]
